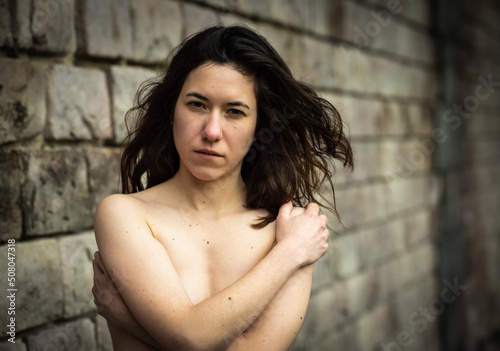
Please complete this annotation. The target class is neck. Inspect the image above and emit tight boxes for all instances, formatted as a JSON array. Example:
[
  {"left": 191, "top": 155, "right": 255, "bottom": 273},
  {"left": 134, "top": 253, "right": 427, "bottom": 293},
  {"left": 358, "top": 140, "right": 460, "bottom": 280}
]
[{"left": 168, "top": 167, "right": 247, "bottom": 215}]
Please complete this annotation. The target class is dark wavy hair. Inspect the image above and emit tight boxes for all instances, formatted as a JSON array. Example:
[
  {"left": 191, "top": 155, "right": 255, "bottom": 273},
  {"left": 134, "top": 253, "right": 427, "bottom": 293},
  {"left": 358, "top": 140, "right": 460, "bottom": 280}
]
[{"left": 121, "top": 25, "right": 353, "bottom": 228}]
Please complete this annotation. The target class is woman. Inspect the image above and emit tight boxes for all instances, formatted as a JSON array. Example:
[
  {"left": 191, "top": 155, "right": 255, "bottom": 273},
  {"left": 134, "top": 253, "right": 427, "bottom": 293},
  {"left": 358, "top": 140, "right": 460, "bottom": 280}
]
[{"left": 92, "top": 25, "right": 353, "bottom": 350}]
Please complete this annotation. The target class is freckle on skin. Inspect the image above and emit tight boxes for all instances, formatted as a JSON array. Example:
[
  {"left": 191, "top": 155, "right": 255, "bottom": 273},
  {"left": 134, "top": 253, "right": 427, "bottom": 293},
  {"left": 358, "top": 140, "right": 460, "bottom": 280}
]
[
  {"left": 207, "top": 241, "right": 210, "bottom": 244},
  {"left": 228, "top": 297, "right": 232, "bottom": 300}
]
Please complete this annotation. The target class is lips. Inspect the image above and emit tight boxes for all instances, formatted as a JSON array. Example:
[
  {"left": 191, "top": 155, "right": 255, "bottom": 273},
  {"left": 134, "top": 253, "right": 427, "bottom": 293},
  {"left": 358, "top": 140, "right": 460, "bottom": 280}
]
[{"left": 195, "top": 149, "right": 222, "bottom": 157}]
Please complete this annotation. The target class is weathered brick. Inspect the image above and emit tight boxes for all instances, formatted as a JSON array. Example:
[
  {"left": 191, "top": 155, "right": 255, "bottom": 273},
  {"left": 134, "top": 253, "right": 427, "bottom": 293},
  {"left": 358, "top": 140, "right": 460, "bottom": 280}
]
[
  {"left": 382, "top": 219, "right": 406, "bottom": 257},
  {"left": 355, "top": 226, "right": 378, "bottom": 265},
  {"left": 363, "top": 220, "right": 406, "bottom": 265},
  {"left": 0, "top": 0, "right": 10, "bottom": 47},
  {"left": 0, "top": 340, "right": 27, "bottom": 351},
  {"left": 183, "top": 3, "right": 220, "bottom": 39},
  {"left": 386, "top": 277, "right": 440, "bottom": 351},
  {"left": 346, "top": 272, "right": 369, "bottom": 315},
  {"left": 0, "top": 152, "right": 23, "bottom": 241},
  {"left": 393, "top": 282, "right": 425, "bottom": 332},
  {"left": 404, "top": 210, "right": 432, "bottom": 247},
  {"left": 399, "top": 0, "right": 432, "bottom": 27},
  {"left": 96, "top": 314, "right": 113, "bottom": 351},
  {"left": 341, "top": 1, "right": 372, "bottom": 47},
  {"left": 336, "top": 231, "right": 364, "bottom": 278},
  {"left": 270, "top": 0, "right": 343, "bottom": 38},
  {"left": 21, "top": 150, "right": 92, "bottom": 236},
  {"left": 351, "top": 141, "right": 381, "bottom": 181},
  {"left": 337, "top": 183, "right": 387, "bottom": 227},
  {"left": 412, "top": 242, "right": 436, "bottom": 277},
  {"left": 252, "top": 23, "right": 301, "bottom": 76},
  {"left": 341, "top": 96, "right": 382, "bottom": 137},
  {"left": 109, "top": 66, "right": 155, "bottom": 143},
  {"left": 26, "top": 318, "right": 96, "bottom": 351},
  {"left": 376, "top": 56, "right": 407, "bottom": 97},
  {"left": 380, "top": 140, "right": 403, "bottom": 179},
  {"left": 0, "top": 58, "right": 46, "bottom": 145},
  {"left": 312, "top": 230, "right": 340, "bottom": 291},
  {"left": 357, "top": 303, "right": 390, "bottom": 350},
  {"left": 44, "top": 64, "right": 112, "bottom": 141},
  {"left": 383, "top": 176, "right": 439, "bottom": 216},
  {"left": 59, "top": 231, "right": 98, "bottom": 318},
  {"left": 352, "top": 5, "right": 425, "bottom": 61},
  {"left": 299, "top": 282, "right": 348, "bottom": 345},
  {"left": 407, "top": 68, "right": 437, "bottom": 102},
  {"left": 384, "top": 252, "right": 416, "bottom": 293},
  {"left": 233, "top": 0, "right": 270, "bottom": 19},
  {"left": 339, "top": 47, "right": 376, "bottom": 94},
  {"left": 76, "top": 0, "right": 132, "bottom": 59},
  {"left": 0, "top": 239, "right": 63, "bottom": 334},
  {"left": 298, "top": 36, "right": 339, "bottom": 88},
  {"left": 309, "top": 323, "right": 361, "bottom": 351},
  {"left": 408, "top": 104, "right": 433, "bottom": 135},
  {"left": 129, "top": 0, "right": 182, "bottom": 63},
  {"left": 86, "top": 148, "right": 121, "bottom": 214},
  {"left": 378, "top": 102, "right": 411, "bottom": 136},
  {"left": 303, "top": 0, "right": 343, "bottom": 38},
  {"left": 31, "top": 0, "right": 75, "bottom": 54},
  {"left": 11, "top": 0, "right": 32, "bottom": 49}
]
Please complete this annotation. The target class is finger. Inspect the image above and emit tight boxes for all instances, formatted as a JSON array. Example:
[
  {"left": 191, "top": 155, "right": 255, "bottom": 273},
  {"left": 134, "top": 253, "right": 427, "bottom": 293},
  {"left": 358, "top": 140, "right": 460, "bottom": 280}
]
[
  {"left": 319, "top": 214, "right": 328, "bottom": 226},
  {"left": 95, "top": 252, "right": 112, "bottom": 280},
  {"left": 92, "top": 258, "right": 103, "bottom": 286},
  {"left": 278, "top": 201, "right": 293, "bottom": 218},
  {"left": 324, "top": 228, "right": 330, "bottom": 240},
  {"left": 305, "top": 202, "right": 319, "bottom": 214}
]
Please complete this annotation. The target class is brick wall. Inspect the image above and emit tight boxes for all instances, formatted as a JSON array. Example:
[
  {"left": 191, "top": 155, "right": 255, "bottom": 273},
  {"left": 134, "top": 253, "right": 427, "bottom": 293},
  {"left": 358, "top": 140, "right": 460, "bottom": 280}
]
[
  {"left": 455, "top": 0, "right": 500, "bottom": 349},
  {"left": 0, "top": 1, "right": 498, "bottom": 350}
]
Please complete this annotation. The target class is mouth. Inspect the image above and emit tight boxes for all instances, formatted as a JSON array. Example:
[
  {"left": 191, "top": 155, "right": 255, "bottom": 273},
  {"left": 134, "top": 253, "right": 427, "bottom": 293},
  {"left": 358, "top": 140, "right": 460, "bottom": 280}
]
[{"left": 195, "top": 149, "right": 222, "bottom": 157}]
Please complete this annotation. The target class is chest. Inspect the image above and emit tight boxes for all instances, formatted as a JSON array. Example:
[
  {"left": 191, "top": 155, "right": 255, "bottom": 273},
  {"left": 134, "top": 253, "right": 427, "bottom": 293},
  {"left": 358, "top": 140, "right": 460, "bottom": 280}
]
[{"left": 151, "top": 213, "right": 276, "bottom": 304}]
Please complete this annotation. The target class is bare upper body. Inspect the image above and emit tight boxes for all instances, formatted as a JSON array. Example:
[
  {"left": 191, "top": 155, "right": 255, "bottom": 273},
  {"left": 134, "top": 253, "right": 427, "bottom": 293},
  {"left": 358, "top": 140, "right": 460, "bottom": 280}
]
[
  {"left": 94, "top": 180, "right": 316, "bottom": 351},
  {"left": 93, "top": 63, "right": 329, "bottom": 351}
]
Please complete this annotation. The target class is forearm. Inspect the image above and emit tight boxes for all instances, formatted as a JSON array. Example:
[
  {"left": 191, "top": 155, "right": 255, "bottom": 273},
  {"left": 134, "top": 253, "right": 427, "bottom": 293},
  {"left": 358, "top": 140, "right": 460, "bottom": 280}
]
[
  {"left": 108, "top": 322, "right": 162, "bottom": 351},
  {"left": 117, "top": 313, "right": 163, "bottom": 350},
  {"left": 149, "top": 243, "right": 300, "bottom": 350}
]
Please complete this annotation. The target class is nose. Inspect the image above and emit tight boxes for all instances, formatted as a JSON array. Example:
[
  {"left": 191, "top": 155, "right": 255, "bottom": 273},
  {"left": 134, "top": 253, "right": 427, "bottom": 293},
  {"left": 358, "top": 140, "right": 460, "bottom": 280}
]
[{"left": 202, "top": 111, "right": 223, "bottom": 141}]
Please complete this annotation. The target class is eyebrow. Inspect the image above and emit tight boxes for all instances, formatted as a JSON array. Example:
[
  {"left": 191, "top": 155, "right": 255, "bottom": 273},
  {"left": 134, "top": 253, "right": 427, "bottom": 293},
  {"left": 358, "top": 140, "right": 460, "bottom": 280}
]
[{"left": 186, "top": 92, "right": 250, "bottom": 110}]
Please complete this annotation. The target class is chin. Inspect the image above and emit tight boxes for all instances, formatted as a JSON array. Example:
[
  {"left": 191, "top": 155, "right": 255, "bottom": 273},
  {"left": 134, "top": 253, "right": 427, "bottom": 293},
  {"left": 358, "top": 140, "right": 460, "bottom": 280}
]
[{"left": 189, "top": 168, "right": 224, "bottom": 182}]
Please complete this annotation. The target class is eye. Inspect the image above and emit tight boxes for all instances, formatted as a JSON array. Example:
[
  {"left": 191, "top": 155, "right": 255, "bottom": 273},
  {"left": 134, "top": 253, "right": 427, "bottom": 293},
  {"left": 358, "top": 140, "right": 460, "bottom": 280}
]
[
  {"left": 227, "top": 109, "right": 245, "bottom": 117},
  {"left": 188, "top": 101, "right": 205, "bottom": 109}
]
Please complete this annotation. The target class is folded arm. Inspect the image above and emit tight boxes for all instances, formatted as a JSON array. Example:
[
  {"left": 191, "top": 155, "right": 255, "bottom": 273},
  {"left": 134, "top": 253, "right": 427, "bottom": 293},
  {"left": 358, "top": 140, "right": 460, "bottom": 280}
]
[{"left": 94, "top": 195, "right": 328, "bottom": 351}]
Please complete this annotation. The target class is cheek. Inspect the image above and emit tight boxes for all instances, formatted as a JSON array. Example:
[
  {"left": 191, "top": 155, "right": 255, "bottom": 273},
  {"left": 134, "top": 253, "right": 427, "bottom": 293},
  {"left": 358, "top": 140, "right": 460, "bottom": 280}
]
[
  {"left": 235, "top": 125, "right": 257, "bottom": 151},
  {"left": 173, "top": 111, "right": 197, "bottom": 144}
]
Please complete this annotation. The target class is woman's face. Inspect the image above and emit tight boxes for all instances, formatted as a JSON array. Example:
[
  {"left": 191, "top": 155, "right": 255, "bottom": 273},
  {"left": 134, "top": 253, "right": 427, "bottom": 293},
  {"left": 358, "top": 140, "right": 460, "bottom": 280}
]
[{"left": 173, "top": 63, "right": 257, "bottom": 182}]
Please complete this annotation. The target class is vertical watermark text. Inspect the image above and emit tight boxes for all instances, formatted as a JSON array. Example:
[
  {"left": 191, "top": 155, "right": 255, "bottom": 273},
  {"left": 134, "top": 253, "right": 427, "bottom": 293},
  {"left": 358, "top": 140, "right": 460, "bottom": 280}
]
[{"left": 6, "top": 239, "right": 17, "bottom": 343}]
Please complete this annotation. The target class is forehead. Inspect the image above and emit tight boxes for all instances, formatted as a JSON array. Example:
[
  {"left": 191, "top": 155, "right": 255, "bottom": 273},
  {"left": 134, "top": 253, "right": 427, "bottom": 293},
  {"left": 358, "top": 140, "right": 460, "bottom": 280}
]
[{"left": 181, "top": 63, "right": 256, "bottom": 105}]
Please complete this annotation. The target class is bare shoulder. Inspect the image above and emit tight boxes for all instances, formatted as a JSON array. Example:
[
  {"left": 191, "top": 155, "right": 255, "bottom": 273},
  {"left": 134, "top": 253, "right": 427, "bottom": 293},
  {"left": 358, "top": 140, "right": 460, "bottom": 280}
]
[
  {"left": 95, "top": 193, "right": 147, "bottom": 222},
  {"left": 93, "top": 193, "right": 156, "bottom": 244}
]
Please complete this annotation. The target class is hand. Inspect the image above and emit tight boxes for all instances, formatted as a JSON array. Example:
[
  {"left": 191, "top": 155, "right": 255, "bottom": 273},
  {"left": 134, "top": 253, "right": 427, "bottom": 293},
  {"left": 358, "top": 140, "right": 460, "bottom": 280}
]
[
  {"left": 92, "top": 251, "right": 135, "bottom": 328},
  {"left": 275, "top": 202, "right": 329, "bottom": 267}
]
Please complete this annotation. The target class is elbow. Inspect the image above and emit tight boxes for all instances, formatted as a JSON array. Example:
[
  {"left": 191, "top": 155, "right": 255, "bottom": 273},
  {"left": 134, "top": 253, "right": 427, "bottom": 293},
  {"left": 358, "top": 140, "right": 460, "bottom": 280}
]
[{"left": 172, "top": 329, "right": 230, "bottom": 351}]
